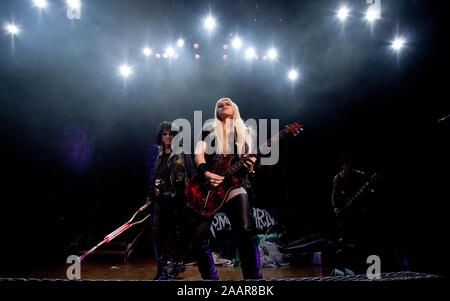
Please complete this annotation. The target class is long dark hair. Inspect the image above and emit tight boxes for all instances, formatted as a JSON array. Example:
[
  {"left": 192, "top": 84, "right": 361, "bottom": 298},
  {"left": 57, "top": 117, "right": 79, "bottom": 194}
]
[{"left": 155, "top": 121, "right": 178, "bottom": 146}]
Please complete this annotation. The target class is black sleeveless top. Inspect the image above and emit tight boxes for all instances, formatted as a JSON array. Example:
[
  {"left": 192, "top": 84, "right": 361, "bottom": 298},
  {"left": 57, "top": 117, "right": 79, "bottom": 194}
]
[{"left": 201, "top": 129, "right": 250, "bottom": 184}]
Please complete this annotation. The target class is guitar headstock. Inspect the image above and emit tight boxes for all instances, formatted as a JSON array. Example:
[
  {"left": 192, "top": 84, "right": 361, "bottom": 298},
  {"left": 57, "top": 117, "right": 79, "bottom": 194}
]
[{"left": 283, "top": 122, "right": 303, "bottom": 136}]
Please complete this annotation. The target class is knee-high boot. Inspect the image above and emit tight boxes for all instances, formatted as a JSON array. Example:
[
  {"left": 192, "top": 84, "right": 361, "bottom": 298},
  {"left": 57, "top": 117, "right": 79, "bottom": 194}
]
[
  {"left": 152, "top": 234, "right": 168, "bottom": 280},
  {"left": 239, "top": 237, "right": 263, "bottom": 279},
  {"left": 197, "top": 246, "right": 219, "bottom": 280}
]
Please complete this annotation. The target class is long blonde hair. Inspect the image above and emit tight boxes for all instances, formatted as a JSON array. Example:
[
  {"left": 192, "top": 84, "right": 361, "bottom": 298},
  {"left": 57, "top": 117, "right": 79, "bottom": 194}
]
[{"left": 205, "top": 98, "right": 254, "bottom": 155}]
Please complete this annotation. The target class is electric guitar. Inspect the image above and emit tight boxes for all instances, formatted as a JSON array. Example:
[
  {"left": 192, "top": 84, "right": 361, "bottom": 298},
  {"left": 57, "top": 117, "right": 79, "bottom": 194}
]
[
  {"left": 336, "top": 172, "right": 382, "bottom": 218},
  {"left": 185, "top": 122, "right": 303, "bottom": 216}
]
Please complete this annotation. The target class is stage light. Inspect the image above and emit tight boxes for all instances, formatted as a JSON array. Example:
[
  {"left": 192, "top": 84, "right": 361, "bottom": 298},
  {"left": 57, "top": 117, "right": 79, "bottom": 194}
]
[
  {"left": 177, "top": 39, "right": 184, "bottom": 47},
  {"left": 245, "top": 47, "right": 256, "bottom": 59},
  {"left": 193, "top": 43, "right": 199, "bottom": 49},
  {"left": 119, "top": 65, "right": 132, "bottom": 77},
  {"left": 223, "top": 44, "right": 228, "bottom": 50},
  {"left": 5, "top": 24, "right": 20, "bottom": 35},
  {"left": 142, "top": 47, "right": 152, "bottom": 56},
  {"left": 223, "top": 54, "right": 228, "bottom": 60},
  {"left": 337, "top": 7, "right": 350, "bottom": 22},
  {"left": 66, "top": 0, "right": 81, "bottom": 9},
  {"left": 232, "top": 37, "right": 242, "bottom": 49},
  {"left": 195, "top": 54, "right": 200, "bottom": 59},
  {"left": 364, "top": 7, "right": 380, "bottom": 22},
  {"left": 391, "top": 37, "right": 405, "bottom": 51},
  {"left": 262, "top": 55, "right": 268, "bottom": 61},
  {"left": 163, "top": 53, "right": 168, "bottom": 59},
  {"left": 33, "top": 0, "right": 48, "bottom": 8},
  {"left": 267, "top": 49, "right": 278, "bottom": 60},
  {"left": 155, "top": 53, "right": 161, "bottom": 58},
  {"left": 288, "top": 70, "right": 298, "bottom": 81},
  {"left": 204, "top": 16, "right": 216, "bottom": 30},
  {"left": 165, "top": 47, "right": 175, "bottom": 57}
]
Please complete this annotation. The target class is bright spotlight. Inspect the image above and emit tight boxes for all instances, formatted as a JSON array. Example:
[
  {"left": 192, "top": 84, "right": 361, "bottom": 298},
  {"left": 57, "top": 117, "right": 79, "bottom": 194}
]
[
  {"left": 288, "top": 70, "right": 299, "bottom": 81},
  {"left": 365, "top": 7, "right": 380, "bottom": 22},
  {"left": 33, "top": 0, "right": 48, "bottom": 8},
  {"left": 337, "top": 7, "right": 350, "bottom": 22},
  {"left": 142, "top": 47, "right": 152, "bottom": 56},
  {"left": 119, "top": 65, "right": 132, "bottom": 77},
  {"left": 391, "top": 37, "right": 406, "bottom": 51},
  {"left": 177, "top": 39, "right": 184, "bottom": 47},
  {"left": 245, "top": 47, "right": 256, "bottom": 59},
  {"left": 267, "top": 49, "right": 278, "bottom": 60},
  {"left": 232, "top": 37, "right": 242, "bottom": 49},
  {"left": 67, "top": 0, "right": 81, "bottom": 9},
  {"left": 166, "top": 47, "right": 175, "bottom": 57},
  {"left": 5, "top": 24, "right": 20, "bottom": 35},
  {"left": 204, "top": 16, "right": 216, "bottom": 30},
  {"left": 66, "top": 0, "right": 81, "bottom": 9}
]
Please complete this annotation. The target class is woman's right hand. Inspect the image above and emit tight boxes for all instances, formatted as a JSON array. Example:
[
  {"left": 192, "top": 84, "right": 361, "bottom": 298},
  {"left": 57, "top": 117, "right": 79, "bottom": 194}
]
[{"left": 204, "top": 171, "right": 224, "bottom": 187}]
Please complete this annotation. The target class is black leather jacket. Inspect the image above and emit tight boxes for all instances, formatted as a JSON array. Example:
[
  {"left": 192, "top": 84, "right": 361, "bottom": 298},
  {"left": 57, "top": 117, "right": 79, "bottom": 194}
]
[{"left": 149, "top": 152, "right": 197, "bottom": 199}]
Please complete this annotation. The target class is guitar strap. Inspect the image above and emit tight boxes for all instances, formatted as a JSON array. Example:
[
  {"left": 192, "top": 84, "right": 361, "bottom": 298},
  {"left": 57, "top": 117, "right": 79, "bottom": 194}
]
[{"left": 175, "top": 155, "right": 185, "bottom": 182}]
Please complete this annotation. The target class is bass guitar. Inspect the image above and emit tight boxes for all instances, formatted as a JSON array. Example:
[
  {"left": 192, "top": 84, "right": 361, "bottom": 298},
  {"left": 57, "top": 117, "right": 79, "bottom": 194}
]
[{"left": 336, "top": 172, "right": 382, "bottom": 218}]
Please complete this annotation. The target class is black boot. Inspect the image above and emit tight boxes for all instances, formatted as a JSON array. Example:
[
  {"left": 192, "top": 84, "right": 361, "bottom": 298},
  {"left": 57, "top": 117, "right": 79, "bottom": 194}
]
[
  {"left": 153, "top": 258, "right": 169, "bottom": 280},
  {"left": 153, "top": 238, "right": 168, "bottom": 280},
  {"left": 197, "top": 247, "right": 219, "bottom": 280},
  {"left": 168, "top": 261, "right": 186, "bottom": 278},
  {"left": 239, "top": 238, "right": 263, "bottom": 279}
]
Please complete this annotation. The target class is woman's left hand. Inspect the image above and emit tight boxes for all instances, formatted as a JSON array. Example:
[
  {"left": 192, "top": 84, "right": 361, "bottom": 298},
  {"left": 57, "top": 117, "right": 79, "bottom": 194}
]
[{"left": 242, "top": 155, "right": 256, "bottom": 170}]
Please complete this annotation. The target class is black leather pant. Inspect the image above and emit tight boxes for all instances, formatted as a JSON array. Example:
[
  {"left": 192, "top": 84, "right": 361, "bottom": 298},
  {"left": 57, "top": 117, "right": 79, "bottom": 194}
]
[
  {"left": 151, "top": 196, "right": 187, "bottom": 271},
  {"left": 184, "top": 208, "right": 218, "bottom": 279},
  {"left": 222, "top": 193, "right": 262, "bottom": 279},
  {"left": 188, "top": 193, "right": 262, "bottom": 279}
]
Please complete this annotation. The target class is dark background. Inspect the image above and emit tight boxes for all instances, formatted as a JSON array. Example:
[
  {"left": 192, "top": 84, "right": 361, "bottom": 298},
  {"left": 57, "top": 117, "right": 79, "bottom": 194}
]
[{"left": 0, "top": 0, "right": 448, "bottom": 276}]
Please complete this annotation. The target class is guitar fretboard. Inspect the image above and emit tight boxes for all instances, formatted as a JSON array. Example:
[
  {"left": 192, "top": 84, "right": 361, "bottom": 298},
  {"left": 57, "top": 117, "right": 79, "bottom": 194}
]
[{"left": 219, "top": 128, "right": 291, "bottom": 178}]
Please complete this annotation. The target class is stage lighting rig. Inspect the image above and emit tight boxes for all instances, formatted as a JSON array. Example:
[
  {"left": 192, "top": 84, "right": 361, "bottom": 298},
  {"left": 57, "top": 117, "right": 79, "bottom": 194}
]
[
  {"left": 119, "top": 65, "right": 132, "bottom": 77},
  {"left": 5, "top": 24, "right": 20, "bottom": 35},
  {"left": 391, "top": 37, "right": 406, "bottom": 51},
  {"left": 142, "top": 47, "right": 152, "bottom": 56},
  {"left": 204, "top": 16, "right": 216, "bottom": 30},
  {"left": 232, "top": 37, "right": 242, "bottom": 49},
  {"left": 337, "top": 7, "right": 350, "bottom": 22},
  {"left": 288, "top": 70, "right": 299, "bottom": 81},
  {"left": 33, "top": 0, "right": 48, "bottom": 9}
]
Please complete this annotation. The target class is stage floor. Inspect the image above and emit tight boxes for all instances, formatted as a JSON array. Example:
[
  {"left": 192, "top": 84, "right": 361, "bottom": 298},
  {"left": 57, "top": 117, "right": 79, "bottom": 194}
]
[{"left": 0, "top": 258, "right": 332, "bottom": 280}]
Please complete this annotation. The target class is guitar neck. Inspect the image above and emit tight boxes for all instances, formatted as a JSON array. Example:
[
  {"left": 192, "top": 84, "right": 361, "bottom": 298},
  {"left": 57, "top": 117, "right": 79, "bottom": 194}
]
[
  {"left": 219, "top": 129, "right": 289, "bottom": 178},
  {"left": 345, "top": 173, "right": 380, "bottom": 208}
]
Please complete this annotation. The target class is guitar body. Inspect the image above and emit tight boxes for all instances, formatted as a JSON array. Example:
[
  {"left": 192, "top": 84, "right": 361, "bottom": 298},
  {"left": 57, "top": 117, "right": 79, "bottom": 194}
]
[{"left": 185, "top": 155, "right": 246, "bottom": 216}]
